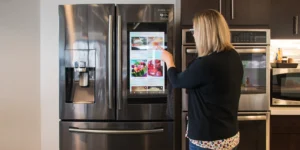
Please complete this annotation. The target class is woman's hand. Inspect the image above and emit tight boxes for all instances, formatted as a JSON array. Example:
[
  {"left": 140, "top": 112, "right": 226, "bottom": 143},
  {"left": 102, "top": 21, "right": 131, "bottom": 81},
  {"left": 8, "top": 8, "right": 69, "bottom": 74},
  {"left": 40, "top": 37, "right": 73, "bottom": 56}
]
[{"left": 159, "top": 47, "right": 175, "bottom": 69}]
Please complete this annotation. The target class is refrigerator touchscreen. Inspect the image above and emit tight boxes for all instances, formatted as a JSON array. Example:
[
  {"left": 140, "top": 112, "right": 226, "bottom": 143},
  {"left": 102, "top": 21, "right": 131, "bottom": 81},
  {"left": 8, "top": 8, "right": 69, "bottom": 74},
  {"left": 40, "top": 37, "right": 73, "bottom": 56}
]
[{"left": 129, "top": 32, "right": 165, "bottom": 93}]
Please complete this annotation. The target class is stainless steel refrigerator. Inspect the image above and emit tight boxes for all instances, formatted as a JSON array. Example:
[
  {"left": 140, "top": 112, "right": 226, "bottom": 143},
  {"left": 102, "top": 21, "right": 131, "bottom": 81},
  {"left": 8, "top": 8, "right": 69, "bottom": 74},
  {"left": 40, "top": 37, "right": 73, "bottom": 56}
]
[{"left": 59, "top": 4, "right": 175, "bottom": 150}]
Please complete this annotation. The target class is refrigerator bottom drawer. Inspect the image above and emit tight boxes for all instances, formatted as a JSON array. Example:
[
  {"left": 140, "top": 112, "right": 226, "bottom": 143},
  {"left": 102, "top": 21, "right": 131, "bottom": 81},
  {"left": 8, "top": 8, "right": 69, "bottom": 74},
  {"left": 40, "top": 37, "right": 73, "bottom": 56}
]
[{"left": 60, "top": 121, "right": 173, "bottom": 150}]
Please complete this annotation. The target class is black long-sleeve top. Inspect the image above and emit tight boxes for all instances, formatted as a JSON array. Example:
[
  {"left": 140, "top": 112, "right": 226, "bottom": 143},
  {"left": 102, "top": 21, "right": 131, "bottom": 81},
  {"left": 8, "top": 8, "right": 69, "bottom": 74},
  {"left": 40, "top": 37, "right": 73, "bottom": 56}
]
[{"left": 168, "top": 49, "right": 243, "bottom": 141}]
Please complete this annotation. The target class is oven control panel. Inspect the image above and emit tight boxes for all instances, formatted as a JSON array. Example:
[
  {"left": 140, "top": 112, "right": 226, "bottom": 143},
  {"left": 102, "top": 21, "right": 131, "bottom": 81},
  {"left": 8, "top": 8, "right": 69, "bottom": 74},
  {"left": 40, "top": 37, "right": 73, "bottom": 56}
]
[{"left": 231, "top": 31, "right": 267, "bottom": 43}]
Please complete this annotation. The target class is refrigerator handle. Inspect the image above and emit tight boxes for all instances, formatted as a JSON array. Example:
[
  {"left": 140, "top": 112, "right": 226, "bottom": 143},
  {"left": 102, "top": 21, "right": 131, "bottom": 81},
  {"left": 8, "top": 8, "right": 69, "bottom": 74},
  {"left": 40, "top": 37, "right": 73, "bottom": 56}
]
[
  {"left": 108, "top": 15, "right": 113, "bottom": 109},
  {"left": 69, "top": 128, "right": 164, "bottom": 134},
  {"left": 117, "top": 15, "right": 122, "bottom": 110}
]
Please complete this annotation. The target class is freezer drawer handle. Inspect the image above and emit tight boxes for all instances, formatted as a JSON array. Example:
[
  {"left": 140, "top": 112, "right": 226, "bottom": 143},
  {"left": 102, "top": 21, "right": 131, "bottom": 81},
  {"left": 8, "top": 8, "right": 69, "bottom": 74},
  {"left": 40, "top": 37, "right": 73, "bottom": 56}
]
[
  {"left": 69, "top": 128, "right": 164, "bottom": 134},
  {"left": 238, "top": 115, "right": 267, "bottom": 121}
]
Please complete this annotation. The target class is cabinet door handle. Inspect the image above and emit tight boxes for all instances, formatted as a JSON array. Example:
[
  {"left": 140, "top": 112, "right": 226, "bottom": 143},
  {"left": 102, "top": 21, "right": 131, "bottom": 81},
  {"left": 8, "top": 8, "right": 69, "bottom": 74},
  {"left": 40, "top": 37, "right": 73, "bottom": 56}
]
[
  {"left": 231, "top": 0, "right": 235, "bottom": 20},
  {"left": 293, "top": 16, "right": 299, "bottom": 35},
  {"left": 219, "top": 0, "right": 222, "bottom": 13}
]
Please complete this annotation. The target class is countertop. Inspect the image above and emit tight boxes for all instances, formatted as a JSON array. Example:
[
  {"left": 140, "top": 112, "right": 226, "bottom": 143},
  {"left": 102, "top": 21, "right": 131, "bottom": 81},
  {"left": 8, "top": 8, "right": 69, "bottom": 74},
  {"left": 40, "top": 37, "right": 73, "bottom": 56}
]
[{"left": 270, "top": 107, "right": 300, "bottom": 115}]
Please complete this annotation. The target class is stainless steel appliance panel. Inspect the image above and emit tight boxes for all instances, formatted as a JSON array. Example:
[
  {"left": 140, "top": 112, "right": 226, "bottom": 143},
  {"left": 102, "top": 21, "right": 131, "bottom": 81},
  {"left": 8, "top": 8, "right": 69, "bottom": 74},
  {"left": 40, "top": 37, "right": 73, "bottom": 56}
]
[
  {"left": 271, "top": 68, "right": 300, "bottom": 106},
  {"left": 116, "top": 4, "right": 174, "bottom": 120},
  {"left": 236, "top": 45, "right": 270, "bottom": 111},
  {"left": 59, "top": 4, "right": 116, "bottom": 120},
  {"left": 60, "top": 121, "right": 173, "bottom": 150}
]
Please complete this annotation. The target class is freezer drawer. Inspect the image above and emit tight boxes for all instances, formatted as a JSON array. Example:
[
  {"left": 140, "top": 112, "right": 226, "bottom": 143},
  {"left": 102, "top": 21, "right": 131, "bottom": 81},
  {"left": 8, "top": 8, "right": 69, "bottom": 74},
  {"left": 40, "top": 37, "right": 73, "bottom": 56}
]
[{"left": 60, "top": 121, "right": 173, "bottom": 150}]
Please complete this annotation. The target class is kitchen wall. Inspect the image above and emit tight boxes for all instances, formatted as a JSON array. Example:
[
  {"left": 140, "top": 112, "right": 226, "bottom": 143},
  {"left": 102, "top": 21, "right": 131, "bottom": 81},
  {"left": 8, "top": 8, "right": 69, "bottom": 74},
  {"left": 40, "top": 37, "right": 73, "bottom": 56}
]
[
  {"left": 40, "top": 0, "right": 175, "bottom": 150},
  {"left": 270, "top": 40, "right": 300, "bottom": 65},
  {"left": 0, "top": 0, "right": 40, "bottom": 150}
]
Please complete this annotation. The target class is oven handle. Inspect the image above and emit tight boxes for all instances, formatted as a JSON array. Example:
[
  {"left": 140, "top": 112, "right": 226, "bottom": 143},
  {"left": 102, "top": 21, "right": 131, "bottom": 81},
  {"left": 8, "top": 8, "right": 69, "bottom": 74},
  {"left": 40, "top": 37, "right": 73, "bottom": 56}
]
[
  {"left": 235, "top": 49, "right": 266, "bottom": 53},
  {"left": 186, "top": 49, "right": 197, "bottom": 53},
  {"left": 238, "top": 115, "right": 267, "bottom": 121},
  {"left": 187, "top": 48, "right": 266, "bottom": 54},
  {"left": 69, "top": 128, "right": 164, "bottom": 134}
]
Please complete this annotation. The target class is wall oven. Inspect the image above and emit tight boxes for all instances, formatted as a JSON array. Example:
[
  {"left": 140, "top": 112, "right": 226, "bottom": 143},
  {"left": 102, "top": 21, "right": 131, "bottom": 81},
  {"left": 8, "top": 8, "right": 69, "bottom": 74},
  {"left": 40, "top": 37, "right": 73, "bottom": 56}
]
[
  {"left": 181, "top": 29, "right": 271, "bottom": 150},
  {"left": 271, "top": 68, "right": 300, "bottom": 106},
  {"left": 182, "top": 29, "right": 271, "bottom": 111}
]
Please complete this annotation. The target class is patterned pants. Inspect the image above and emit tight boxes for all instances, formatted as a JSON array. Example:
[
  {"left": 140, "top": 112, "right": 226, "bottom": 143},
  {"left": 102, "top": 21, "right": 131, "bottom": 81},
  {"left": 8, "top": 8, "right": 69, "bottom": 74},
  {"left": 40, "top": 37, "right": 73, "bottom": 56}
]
[{"left": 189, "top": 141, "right": 238, "bottom": 150}]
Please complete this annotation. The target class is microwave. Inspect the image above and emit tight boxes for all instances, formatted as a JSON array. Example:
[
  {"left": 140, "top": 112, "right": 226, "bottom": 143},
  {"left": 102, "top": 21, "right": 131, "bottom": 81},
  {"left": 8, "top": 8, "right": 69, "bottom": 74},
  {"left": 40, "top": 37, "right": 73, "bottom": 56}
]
[{"left": 271, "top": 68, "right": 300, "bottom": 106}]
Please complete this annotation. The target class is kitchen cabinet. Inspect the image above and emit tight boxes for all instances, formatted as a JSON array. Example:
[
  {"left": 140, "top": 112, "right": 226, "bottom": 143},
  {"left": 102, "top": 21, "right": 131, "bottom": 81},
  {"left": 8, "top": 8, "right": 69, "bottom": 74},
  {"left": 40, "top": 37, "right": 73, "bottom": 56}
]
[
  {"left": 181, "top": 0, "right": 221, "bottom": 26},
  {"left": 225, "top": 0, "right": 270, "bottom": 26},
  {"left": 270, "top": 0, "right": 300, "bottom": 39},
  {"left": 181, "top": 0, "right": 270, "bottom": 26},
  {"left": 270, "top": 115, "right": 300, "bottom": 150}
]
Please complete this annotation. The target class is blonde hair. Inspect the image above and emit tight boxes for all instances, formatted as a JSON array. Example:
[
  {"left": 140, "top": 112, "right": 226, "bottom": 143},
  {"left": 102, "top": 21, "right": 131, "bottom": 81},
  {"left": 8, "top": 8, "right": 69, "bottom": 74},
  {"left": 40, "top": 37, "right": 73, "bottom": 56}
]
[{"left": 193, "top": 9, "right": 234, "bottom": 56}]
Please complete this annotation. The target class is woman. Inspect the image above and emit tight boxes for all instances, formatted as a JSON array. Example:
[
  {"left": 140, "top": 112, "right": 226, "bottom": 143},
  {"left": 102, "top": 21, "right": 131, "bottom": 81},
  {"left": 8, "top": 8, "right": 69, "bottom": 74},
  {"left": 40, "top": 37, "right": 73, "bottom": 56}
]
[{"left": 161, "top": 9, "right": 243, "bottom": 150}]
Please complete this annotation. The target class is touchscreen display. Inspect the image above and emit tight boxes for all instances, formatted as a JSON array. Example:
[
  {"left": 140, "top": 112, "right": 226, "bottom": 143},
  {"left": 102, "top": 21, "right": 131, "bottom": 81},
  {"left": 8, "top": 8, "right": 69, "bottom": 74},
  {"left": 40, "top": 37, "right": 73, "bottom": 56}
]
[{"left": 129, "top": 32, "right": 165, "bottom": 93}]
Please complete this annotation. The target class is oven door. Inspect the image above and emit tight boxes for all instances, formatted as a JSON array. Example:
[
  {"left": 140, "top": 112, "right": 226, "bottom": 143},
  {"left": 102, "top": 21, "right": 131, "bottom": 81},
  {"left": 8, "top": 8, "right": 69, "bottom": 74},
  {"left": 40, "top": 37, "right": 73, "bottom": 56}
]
[
  {"left": 181, "top": 46, "right": 198, "bottom": 111},
  {"left": 182, "top": 112, "right": 270, "bottom": 150},
  {"left": 271, "top": 68, "right": 300, "bottom": 106},
  {"left": 235, "top": 46, "right": 270, "bottom": 111}
]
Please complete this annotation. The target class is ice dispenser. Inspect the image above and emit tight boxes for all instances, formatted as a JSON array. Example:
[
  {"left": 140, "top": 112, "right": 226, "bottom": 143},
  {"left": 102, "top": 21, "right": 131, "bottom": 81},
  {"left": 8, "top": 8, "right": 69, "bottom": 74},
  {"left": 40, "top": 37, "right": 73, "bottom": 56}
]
[
  {"left": 64, "top": 49, "right": 96, "bottom": 104},
  {"left": 75, "top": 61, "right": 89, "bottom": 87}
]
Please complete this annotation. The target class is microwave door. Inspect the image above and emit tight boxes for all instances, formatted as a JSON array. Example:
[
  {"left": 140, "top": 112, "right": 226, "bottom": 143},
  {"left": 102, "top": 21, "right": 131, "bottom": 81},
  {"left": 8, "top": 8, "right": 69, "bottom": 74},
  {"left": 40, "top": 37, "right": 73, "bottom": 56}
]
[
  {"left": 59, "top": 4, "right": 116, "bottom": 120},
  {"left": 272, "top": 69, "right": 300, "bottom": 106}
]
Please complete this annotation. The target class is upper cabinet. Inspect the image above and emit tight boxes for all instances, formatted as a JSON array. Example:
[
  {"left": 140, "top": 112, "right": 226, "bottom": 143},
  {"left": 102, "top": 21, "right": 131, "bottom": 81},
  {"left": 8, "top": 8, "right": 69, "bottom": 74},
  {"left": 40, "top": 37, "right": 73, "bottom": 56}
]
[
  {"left": 181, "top": 0, "right": 221, "bottom": 26},
  {"left": 270, "top": 0, "right": 300, "bottom": 39},
  {"left": 181, "top": 0, "right": 270, "bottom": 26},
  {"left": 225, "top": 0, "right": 270, "bottom": 26}
]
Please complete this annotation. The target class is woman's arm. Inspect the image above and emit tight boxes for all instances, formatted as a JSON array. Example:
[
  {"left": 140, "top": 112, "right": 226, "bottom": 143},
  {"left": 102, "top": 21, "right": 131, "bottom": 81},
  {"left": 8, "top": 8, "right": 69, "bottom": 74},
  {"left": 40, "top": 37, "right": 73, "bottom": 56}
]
[
  {"left": 161, "top": 49, "right": 211, "bottom": 89},
  {"left": 167, "top": 60, "right": 210, "bottom": 88}
]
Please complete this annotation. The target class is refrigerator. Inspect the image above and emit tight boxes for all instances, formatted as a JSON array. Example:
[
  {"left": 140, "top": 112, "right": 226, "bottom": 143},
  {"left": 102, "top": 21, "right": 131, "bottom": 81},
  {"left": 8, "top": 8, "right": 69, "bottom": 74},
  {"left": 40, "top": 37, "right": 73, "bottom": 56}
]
[{"left": 59, "top": 4, "right": 175, "bottom": 150}]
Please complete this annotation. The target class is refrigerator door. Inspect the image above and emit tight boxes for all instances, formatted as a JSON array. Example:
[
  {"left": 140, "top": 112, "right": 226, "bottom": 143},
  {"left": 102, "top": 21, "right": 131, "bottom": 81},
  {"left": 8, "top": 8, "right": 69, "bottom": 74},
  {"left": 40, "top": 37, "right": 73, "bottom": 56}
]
[
  {"left": 60, "top": 121, "right": 174, "bottom": 150},
  {"left": 116, "top": 4, "right": 174, "bottom": 120},
  {"left": 59, "top": 4, "right": 116, "bottom": 120}
]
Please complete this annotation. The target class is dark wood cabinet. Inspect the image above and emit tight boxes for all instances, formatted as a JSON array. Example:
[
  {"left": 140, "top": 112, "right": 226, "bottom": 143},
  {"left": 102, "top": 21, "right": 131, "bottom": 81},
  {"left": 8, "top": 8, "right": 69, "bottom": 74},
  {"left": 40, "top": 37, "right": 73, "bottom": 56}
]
[
  {"left": 181, "top": 0, "right": 270, "bottom": 26},
  {"left": 181, "top": 0, "right": 221, "bottom": 26},
  {"left": 271, "top": 115, "right": 300, "bottom": 150},
  {"left": 270, "top": 0, "right": 300, "bottom": 39},
  {"left": 225, "top": 0, "right": 270, "bottom": 26}
]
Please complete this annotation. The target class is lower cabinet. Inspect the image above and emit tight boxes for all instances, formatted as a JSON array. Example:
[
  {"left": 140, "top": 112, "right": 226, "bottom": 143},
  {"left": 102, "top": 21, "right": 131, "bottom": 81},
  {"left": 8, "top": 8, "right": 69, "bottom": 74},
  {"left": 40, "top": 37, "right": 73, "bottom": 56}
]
[{"left": 271, "top": 115, "right": 300, "bottom": 150}]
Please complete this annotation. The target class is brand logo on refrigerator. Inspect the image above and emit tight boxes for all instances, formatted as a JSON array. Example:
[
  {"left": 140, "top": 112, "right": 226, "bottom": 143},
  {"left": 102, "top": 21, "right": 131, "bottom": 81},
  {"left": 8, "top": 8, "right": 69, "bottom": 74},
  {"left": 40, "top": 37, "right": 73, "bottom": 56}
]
[{"left": 156, "top": 8, "right": 169, "bottom": 20}]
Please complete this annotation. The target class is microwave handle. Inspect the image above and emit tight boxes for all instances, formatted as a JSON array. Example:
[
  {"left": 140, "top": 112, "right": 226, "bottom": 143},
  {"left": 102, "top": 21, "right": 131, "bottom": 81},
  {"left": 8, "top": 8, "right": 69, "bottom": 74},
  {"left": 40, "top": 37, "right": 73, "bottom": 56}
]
[{"left": 272, "top": 68, "right": 300, "bottom": 75}]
